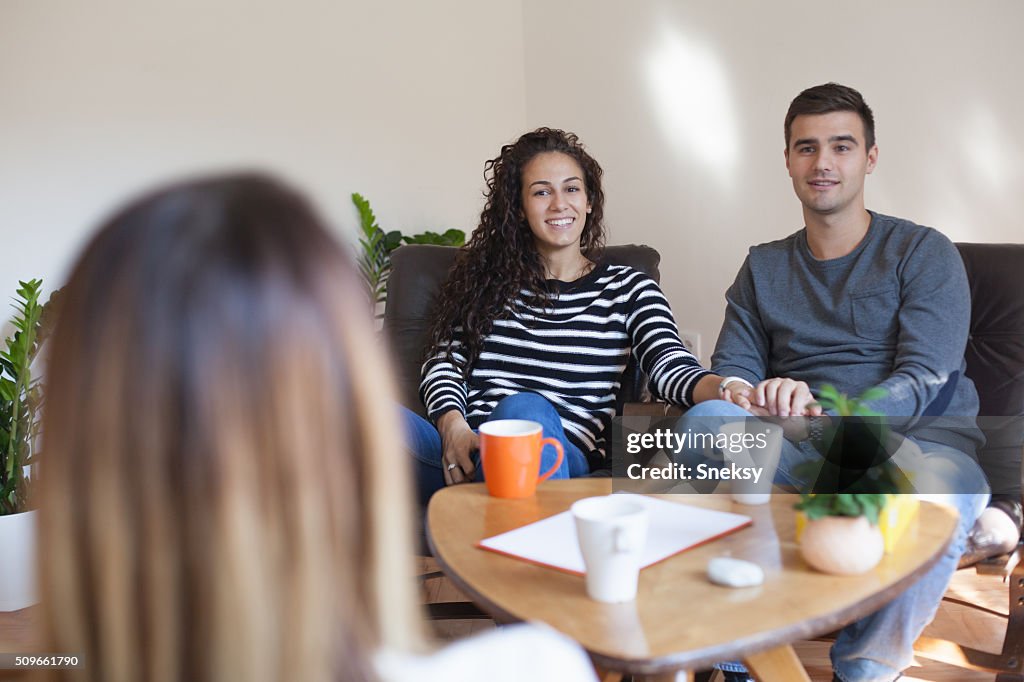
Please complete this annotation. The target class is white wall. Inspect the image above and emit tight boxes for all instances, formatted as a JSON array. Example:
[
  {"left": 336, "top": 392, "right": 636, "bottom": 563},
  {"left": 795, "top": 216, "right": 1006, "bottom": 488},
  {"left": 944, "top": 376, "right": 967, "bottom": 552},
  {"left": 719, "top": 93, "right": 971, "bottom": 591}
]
[
  {"left": 0, "top": 0, "right": 526, "bottom": 303},
  {"left": 3, "top": 1, "right": 1022, "bottom": 364},
  {"left": 524, "top": 0, "right": 1024, "bottom": 363}
]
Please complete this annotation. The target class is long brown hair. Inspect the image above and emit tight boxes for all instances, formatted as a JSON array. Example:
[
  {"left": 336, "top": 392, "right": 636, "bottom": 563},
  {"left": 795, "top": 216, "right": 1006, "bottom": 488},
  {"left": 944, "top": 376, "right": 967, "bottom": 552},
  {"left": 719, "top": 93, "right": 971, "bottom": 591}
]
[
  {"left": 425, "top": 128, "right": 606, "bottom": 374},
  {"left": 38, "top": 173, "right": 422, "bottom": 682}
]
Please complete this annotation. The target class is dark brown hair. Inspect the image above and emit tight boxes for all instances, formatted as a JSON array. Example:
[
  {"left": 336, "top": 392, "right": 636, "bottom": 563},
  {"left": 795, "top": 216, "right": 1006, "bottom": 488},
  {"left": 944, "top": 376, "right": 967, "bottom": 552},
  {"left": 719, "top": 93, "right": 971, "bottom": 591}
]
[
  {"left": 39, "top": 173, "right": 422, "bottom": 682},
  {"left": 426, "top": 128, "right": 606, "bottom": 374},
  {"left": 784, "top": 82, "right": 876, "bottom": 151}
]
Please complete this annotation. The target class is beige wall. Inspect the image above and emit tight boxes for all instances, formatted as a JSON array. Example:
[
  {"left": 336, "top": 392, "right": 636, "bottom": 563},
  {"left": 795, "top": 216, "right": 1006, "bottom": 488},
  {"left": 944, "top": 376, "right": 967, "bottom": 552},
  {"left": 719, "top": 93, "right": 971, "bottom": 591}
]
[
  {"left": 0, "top": 0, "right": 526, "bottom": 301},
  {"left": 524, "top": 0, "right": 1024, "bottom": 362},
  {"left": 3, "top": 1, "right": 1022, "bottom": 364}
]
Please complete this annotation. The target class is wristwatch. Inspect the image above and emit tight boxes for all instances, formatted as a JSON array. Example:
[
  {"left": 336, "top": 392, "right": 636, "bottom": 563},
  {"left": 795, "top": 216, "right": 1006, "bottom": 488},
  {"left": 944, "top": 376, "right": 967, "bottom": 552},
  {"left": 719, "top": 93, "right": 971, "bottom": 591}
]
[
  {"left": 718, "top": 376, "right": 754, "bottom": 397},
  {"left": 807, "top": 416, "right": 828, "bottom": 443}
]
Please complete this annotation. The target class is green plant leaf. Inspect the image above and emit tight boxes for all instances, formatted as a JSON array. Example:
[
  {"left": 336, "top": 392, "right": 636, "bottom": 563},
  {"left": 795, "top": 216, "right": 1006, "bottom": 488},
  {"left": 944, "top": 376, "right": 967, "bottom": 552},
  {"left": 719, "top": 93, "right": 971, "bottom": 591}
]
[
  {"left": 352, "top": 193, "right": 380, "bottom": 239},
  {"left": 815, "top": 383, "right": 889, "bottom": 418},
  {"left": 861, "top": 498, "right": 882, "bottom": 525},
  {"left": 382, "top": 230, "right": 403, "bottom": 252},
  {"left": 350, "top": 195, "right": 466, "bottom": 317},
  {"left": 859, "top": 387, "right": 887, "bottom": 403},
  {"left": 402, "top": 228, "right": 466, "bottom": 246},
  {"left": 1, "top": 278, "right": 53, "bottom": 515},
  {"left": 835, "top": 494, "right": 860, "bottom": 516},
  {"left": 0, "top": 379, "right": 14, "bottom": 402},
  {"left": 794, "top": 491, "right": 889, "bottom": 522},
  {"left": 352, "top": 193, "right": 392, "bottom": 312}
]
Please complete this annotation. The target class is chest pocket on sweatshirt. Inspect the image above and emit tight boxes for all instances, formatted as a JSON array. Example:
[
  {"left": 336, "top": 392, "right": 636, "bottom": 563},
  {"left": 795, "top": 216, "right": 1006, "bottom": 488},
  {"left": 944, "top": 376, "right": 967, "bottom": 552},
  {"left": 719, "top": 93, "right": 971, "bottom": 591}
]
[{"left": 850, "top": 286, "right": 899, "bottom": 340}]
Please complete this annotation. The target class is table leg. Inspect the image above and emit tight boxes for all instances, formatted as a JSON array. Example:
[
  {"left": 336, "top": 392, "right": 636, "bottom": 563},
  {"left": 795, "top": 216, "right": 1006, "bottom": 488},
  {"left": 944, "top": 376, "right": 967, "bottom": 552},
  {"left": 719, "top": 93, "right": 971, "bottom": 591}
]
[
  {"left": 743, "top": 644, "right": 811, "bottom": 682},
  {"left": 593, "top": 667, "right": 623, "bottom": 682}
]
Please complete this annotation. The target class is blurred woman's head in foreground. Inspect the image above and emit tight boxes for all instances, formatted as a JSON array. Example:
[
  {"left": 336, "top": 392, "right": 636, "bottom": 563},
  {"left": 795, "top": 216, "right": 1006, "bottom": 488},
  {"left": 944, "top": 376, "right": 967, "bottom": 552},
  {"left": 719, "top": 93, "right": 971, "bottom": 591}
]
[{"left": 40, "top": 173, "right": 421, "bottom": 682}]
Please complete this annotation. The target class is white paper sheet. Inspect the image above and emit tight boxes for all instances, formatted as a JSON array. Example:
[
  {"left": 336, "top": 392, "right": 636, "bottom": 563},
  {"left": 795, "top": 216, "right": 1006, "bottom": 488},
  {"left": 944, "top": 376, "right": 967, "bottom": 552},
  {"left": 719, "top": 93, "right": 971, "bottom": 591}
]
[{"left": 478, "top": 494, "right": 753, "bottom": 575}]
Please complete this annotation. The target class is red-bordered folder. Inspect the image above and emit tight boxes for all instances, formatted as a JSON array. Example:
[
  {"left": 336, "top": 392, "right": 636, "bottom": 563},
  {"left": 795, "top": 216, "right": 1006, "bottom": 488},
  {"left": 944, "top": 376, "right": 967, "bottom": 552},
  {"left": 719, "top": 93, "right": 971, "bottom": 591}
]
[{"left": 477, "top": 494, "right": 753, "bottom": 576}]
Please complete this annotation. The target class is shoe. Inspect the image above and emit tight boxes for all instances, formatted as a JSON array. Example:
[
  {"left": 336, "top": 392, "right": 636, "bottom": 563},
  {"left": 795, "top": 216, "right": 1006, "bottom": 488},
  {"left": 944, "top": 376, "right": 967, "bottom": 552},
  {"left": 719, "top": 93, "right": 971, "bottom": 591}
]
[
  {"left": 721, "top": 672, "right": 753, "bottom": 682},
  {"left": 959, "top": 502, "right": 1022, "bottom": 569}
]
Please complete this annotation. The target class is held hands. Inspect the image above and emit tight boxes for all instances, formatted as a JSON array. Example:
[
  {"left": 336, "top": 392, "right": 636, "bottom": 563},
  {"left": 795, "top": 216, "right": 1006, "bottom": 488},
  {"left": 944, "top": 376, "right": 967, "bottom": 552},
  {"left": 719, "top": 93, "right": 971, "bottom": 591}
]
[
  {"left": 724, "top": 377, "right": 822, "bottom": 418},
  {"left": 436, "top": 411, "right": 480, "bottom": 485},
  {"left": 722, "top": 378, "right": 822, "bottom": 441}
]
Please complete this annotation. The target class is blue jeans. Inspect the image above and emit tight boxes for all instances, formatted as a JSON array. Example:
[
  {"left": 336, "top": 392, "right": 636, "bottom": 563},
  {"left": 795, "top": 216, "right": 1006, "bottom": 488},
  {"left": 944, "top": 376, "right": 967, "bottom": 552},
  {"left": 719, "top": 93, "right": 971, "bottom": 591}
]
[
  {"left": 679, "top": 400, "right": 990, "bottom": 682},
  {"left": 405, "top": 392, "right": 591, "bottom": 507}
]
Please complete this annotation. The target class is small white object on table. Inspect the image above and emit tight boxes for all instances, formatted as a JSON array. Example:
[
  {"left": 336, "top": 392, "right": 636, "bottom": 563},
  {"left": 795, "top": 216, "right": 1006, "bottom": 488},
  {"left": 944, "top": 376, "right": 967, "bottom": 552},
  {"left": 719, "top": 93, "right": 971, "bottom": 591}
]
[{"left": 707, "top": 556, "right": 765, "bottom": 587}]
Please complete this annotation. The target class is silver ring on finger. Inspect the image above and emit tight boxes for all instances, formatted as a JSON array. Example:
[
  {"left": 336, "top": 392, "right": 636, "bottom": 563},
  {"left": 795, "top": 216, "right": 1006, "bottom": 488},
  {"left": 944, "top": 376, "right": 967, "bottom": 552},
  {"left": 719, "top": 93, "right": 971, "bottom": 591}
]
[{"left": 447, "top": 462, "right": 458, "bottom": 471}]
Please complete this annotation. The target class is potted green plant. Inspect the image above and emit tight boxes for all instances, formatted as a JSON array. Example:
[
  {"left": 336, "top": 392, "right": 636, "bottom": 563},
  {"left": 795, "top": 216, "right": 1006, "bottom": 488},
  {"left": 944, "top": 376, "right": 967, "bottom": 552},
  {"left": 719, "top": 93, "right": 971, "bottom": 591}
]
[
  {"left": 794, "top": 385, "right": 912, "bottom": 575},
  {"left": 0, "top": 279, "right": 58, "bottom": 610},
  {"left": 353, "top": 193, "right": 465, "bottom": 320},
  {"left": 795, "top": 493, "right": 890, "bottom": 574}
]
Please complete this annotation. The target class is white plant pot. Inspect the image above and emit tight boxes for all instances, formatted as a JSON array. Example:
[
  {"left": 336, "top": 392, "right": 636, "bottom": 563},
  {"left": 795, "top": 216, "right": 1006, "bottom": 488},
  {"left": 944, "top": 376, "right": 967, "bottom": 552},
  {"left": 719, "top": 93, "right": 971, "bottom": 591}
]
[
  {"left": 0, "top": 510, "right": 38, "bottom": 611},
  {"left": 800, "top": 514, "right": 884, "bottom": 575}
]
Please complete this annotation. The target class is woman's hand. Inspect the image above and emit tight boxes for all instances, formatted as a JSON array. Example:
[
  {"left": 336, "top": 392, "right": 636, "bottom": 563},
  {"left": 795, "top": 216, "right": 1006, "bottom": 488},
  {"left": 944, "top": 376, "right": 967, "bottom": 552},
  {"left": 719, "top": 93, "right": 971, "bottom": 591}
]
[
  {"left": 436, "top": 411, "right": 480, "bottom": 485},
  {"left": 716, "top": 378, "right": 765, "bottom": 414},
  {"left": 721, "top": 380, "right": 755, "bottom": 409}
]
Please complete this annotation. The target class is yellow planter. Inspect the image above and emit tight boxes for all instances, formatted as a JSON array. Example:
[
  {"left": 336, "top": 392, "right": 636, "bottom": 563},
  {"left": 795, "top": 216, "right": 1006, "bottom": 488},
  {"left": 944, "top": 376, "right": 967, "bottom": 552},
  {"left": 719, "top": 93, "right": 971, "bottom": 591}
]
[{"left": 795, "top": 494, "right": 920, "bottom": 554}]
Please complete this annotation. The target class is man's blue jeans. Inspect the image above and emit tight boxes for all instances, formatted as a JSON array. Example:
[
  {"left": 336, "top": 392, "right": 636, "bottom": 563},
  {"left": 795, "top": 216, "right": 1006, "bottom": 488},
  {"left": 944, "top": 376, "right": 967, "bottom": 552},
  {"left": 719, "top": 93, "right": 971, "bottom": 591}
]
[
  {"left": 679, "top": 400, "right": 989, "bottom": 682},
  {"left": 404, "top": 392, "right": 591, "bottom": 507}
]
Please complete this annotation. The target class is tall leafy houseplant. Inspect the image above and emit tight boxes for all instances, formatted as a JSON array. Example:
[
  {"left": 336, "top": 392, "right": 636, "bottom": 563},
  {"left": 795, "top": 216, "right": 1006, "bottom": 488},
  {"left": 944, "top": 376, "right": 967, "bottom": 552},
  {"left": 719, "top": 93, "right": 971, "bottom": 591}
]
[
  {"left": 0, "top": 279, "right": 57, "bottom": 515},
  {"left": 353, "top": 193, "right": 465, "bottom": 317}
]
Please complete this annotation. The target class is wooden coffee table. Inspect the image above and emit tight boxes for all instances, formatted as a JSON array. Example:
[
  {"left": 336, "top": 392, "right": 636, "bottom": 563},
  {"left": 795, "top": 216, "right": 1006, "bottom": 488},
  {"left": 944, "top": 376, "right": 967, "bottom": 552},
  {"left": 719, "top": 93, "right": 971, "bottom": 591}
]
[{"left": 426, "top": 479, "right": 959, "bottom": 682}]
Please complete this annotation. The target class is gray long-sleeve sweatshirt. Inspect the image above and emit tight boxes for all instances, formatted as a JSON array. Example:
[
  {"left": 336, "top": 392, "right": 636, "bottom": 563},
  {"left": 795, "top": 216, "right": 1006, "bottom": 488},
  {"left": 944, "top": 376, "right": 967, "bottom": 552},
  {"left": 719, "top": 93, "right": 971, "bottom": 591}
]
[{"left": 711, "top": 211, "right": 984, "bottom": 456}]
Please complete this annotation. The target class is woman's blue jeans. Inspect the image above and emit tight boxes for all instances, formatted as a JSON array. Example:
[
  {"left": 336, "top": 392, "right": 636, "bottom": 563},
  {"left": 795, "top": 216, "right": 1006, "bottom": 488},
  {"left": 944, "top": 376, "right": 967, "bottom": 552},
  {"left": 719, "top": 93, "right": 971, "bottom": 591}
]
[
  {"left": 404, "top": 392, "right": 590, "bottom": 508},
  {"left": 680, "top": 400, "right": 989, "bottom": 682}
]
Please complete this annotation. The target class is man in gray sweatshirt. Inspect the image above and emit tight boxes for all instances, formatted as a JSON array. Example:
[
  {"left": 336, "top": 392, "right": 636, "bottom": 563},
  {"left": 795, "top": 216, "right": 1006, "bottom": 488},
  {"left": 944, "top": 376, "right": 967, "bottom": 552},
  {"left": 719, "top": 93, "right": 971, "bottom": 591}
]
[{"left": 693, "top": 83, "right": 990, "bottom": 682}]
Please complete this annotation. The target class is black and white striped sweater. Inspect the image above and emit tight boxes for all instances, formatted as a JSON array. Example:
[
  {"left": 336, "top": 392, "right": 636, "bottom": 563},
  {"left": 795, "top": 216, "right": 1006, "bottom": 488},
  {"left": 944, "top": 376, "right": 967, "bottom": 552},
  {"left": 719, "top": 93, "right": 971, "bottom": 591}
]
[{"left": 420, "top": 263, "right": 711, "bottom": 462}]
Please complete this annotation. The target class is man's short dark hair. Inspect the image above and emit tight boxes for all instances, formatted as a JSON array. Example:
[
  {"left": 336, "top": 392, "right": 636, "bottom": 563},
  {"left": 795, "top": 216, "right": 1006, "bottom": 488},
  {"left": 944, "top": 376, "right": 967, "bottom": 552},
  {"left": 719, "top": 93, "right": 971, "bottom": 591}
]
[{"left": 784, "top": 83, "right": 876, "bottom": 151}]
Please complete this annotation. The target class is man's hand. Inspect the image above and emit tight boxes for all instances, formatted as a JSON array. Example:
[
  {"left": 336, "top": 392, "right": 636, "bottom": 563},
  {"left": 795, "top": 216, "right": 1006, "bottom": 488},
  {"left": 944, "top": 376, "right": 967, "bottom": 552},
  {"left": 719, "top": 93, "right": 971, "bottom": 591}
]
[
  {"left": 723, "top": 384, "right": 816, "bottom": 438},
  {"left": 436, "top": 410, "right": 480, "bottom": 485},
  {"left": 751, "top": 377, "right": 822, "bottom": 418}
]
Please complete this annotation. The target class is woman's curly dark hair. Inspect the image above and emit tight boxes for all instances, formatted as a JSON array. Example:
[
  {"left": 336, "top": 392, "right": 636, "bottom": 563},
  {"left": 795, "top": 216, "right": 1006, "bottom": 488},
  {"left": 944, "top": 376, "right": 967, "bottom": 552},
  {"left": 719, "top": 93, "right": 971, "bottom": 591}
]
[{"left": 426, "top": 127, "right": 606, "bottom": 375}]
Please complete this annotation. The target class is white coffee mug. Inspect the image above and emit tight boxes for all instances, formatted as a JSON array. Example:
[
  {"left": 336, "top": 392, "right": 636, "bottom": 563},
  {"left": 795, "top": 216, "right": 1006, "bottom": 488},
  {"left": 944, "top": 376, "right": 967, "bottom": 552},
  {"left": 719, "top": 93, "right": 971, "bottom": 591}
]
[
  {"left": 718, "top": 420, "right": 784, "bottom": 505},
  {"left": 571, "top": 496, "right": 649, "bottom": 603}
]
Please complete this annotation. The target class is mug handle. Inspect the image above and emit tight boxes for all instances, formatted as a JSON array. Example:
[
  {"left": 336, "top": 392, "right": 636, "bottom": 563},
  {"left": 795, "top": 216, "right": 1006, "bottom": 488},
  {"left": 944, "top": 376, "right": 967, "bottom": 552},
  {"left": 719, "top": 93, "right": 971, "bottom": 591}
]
[
  {"left": 536, "top": 438, "right": 564, "bottom": 483},
  {"left": 614, "top": 526, "right": 629, "bottom": 552},
  {"left": 613, "top": 525, "right": 639, "bottom": 553}
]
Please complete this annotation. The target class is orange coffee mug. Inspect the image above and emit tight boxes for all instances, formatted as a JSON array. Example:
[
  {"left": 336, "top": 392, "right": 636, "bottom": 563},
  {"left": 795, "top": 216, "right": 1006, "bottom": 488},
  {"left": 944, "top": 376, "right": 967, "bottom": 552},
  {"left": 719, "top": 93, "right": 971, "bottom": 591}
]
[{"left": 478, "top": 419, "right": 564, "bottom": 499}]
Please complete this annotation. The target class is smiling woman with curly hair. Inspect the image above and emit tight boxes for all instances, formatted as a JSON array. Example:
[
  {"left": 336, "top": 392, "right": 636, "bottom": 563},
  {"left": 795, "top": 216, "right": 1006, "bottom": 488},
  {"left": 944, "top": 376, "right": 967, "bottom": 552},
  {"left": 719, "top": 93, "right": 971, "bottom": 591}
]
[
  {"left": 406, "top": 128, "right": 732, "bottom": 505},
  {"left": 427, "top": 128, "right": 608, "bottom": 372}
]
